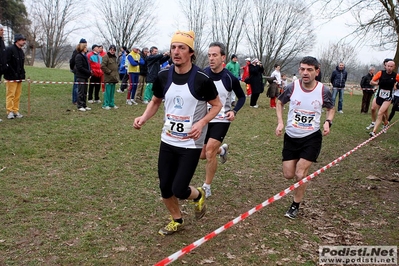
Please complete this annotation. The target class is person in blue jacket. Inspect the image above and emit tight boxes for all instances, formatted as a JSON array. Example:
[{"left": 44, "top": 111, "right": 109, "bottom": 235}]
[{"left": 330, "top": 62, "right": 348, "bottom": 113}]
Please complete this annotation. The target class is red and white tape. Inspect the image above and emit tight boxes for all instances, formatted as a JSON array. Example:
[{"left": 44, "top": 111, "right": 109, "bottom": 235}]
[
  {"left": 2, "top": 80, "right": 141, "bottom": 85},
  {"left": 154, "top": 120, "right": 397, "bottom": 266}
]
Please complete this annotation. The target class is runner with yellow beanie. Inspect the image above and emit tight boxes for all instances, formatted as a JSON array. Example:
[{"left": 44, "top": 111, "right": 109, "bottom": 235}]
[{"left": 133, "top": 30, "right": 222, "bottom": 235}]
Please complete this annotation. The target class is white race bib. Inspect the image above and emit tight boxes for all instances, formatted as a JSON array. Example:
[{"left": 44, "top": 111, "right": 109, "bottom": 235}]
[
  {"left": 164, "top": 114, "right": 193, "bottom": 140},
  {"left": 291, "top": 109, "right": 316, "bottom": 130},
  {"left": 214, "top": 106, "right": 226, "bottom": 120},
  {"left": 379, "top": 89, "right": 390, "bottom": 99}
]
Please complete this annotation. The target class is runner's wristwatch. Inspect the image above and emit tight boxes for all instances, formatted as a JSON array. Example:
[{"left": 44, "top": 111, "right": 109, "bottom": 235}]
[{"left": 325, "top": 119, "right": 332, "bottom": 128}]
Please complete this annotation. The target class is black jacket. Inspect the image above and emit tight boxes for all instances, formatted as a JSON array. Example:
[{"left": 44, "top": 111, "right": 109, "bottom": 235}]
[
  {"left": 248, "top": 64, "right": 264, "bottom": 93},
  {"left": 74, "top": 52, "right": 91, "bottom": 80},
  {"left": 330, "top": 66, "right": 348, "bottom": 88},
  {"left": 360, "top": 72, "right": 373, "bottom": 89},
  {"left": 146, "top": 53, "right": 170, "bottom": 83},
  {"left": 4, "top": 44, "right": 25, "bottom": 80},
  {"left": 139, "top": 52, "right": 148, "bottom": 76},
  {"left": 0, "top": 36, "right": 6, "bottom": 74},
  {"left": 69, "top": 49, "right": 78, "bottom": 72}
]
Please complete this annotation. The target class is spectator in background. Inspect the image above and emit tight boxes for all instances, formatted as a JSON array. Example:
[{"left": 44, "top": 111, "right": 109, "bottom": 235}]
[
  {"left": 126, "top": 46, "right": 145, "bottom": 105},
  {"left": 0, "top": 24, "right": 6, "bottom": 83},
  {"left": 74, "top": 42, "right": 92, "bottom": 112},
  {"left": 98, "top": 45, "right": 107, "bottom": 57},
  {"left": 241, "top": 58, "right": 251, "bottom": 97},
  {"left": 281, "top": 73, "right": 288, "bottom": 88},
  {"left": 360, "top": 66, "right": 375, "bottom": 114},
  {"left": 87, "top": 44, "right": 103, "bottom": 103},
  {"left": 248, "top": 58, "right": 264, "bottom": 108},
  {"left": 315, "top": 64, "right": 322, "bottom": 82},
  {"left": 269, "top": 63, "right": 282, "bottom": 108},
  {"left": 226, "top": 54, "right": 241, "bottom": 106},
  {"left": 98, "top": 45, "right": 107, "bottom": 92},
  {"left": 4, "top": 34, "right": 26, "bottom": 119},
  {"left": 136, "top": 47, "right": 149, "bottom": 102},
  {"left": 292, "top": 73, "right": 298, "bottom": 82},
  {"left": 117, "top": 46, "right": 129, "bottom": 93},
  {"left": 143, "top": 46, "right": 170, "bottom": 104},
  {"left": 69, "top": 38, "right": 87, "bottom": 105},
  {"left": 101, "top": 44, "right": 119, "bottom": 110},
  {"left": 330, "top": 62, "right": 347, "bottom": 114}
]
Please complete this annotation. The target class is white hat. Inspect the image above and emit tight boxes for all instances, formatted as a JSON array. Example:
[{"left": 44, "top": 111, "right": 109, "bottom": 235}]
[{"left": 245, "top": 57, "right": 251, "bottom": 61}]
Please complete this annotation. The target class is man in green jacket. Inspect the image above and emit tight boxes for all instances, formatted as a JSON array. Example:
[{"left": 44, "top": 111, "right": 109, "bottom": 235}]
[
  {"left": 226, "top": 54, "right": 241, "bottom": 106},
  {"left": 101, "top": 45, "right": 119, "bottom": 110}
]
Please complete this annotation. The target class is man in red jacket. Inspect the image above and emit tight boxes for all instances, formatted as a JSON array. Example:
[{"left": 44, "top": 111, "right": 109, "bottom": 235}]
[
  {"left": 87, "top": 44, "right": 103, "bottom": 103},
  {"left": 241, "top": 58, "right": 251, "bottom": 96}
]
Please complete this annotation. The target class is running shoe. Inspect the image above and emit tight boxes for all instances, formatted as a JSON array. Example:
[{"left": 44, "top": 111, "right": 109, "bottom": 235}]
[
  {"left": 14, "top": 112, "right": 23, "bottom": 118},
  {"left": 219, "top": 143, "right": 229, "bottom": 164},
  {"left": 284, "top": 205, "right": 299, "bottom": 219},
  {"left": 369, "top": 131, "right": 376, "bottom": 137},
  {"left": 158, "top": 217, "right": 184, "bottom": 236},
  {"left": 193, "top": 187, "right": 206, "bottom": 219},
  {"left": 366, "top": 123, "right": 375, "bottom": 130},
  {"left": 202, "top": 185, "right": 212, "bottom": 198},
  {"left": 7, "top": 112, "right": 15, "bottom": 119},
  {"left": 382, "top": 124, "right": 389, "bottom": 133}
]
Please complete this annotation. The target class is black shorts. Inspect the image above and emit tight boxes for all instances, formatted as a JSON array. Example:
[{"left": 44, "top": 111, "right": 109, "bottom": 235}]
[
  {"left": 376, "top": 96, "right": 392, "bottom": 106},
  {"left": 204, "top": 122, "right": 230, "bottom": 144},
  {"left": 158, "top": 142, "right": 202, "bottom": 199},
  {"left": 282, "top": 130, "right": 322, "bottom": 162}
]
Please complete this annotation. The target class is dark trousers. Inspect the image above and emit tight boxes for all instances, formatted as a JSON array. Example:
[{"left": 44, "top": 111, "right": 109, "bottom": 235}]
[
  {"left": 88, "top": 76, "right": 101, "bottom": 101},
  {"left": 361, "top": 90, "right": 374, "bottom": 113},
  {"left": 76, "top": 78, "right": 88, "bottom": 108},
  {"left": 120, "top": 73, "right": 128, "bottom": 91},
  {"left": 388, "top": 96, "right": 399, "bottom": 122},
  {"left": 72, "top": 74, "right": 78, "bottom": 104},
  {"left": 250, "top": 93, "right": 260, "bottom": 106}
]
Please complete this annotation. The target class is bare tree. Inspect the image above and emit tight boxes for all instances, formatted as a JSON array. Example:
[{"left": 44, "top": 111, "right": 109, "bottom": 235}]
[
  {"left": 318, "top": 0, "right": 399, "bottom": 68},
  {"left": 318, "top": 42, "right": 357, "bottom": 83},
  {"left": 30, "top": 0, "right": 82, "bottom": 68},
  {"left": 95, "top": 0, "right": 157, "bottom": 49},
  {"left": 178, "top": 0, "right": 209, "bottom": 67},
  {"left": 246, "top": 0, "right": 315, "bottom": 75},
  {"left": 210, "top": 0, "right": 248, "bottom": 60}
]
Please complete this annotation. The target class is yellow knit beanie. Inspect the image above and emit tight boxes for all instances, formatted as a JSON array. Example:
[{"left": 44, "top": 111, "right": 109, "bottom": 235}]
[{"left": 170, "top": 30, "right": 195, "bottom": 50}]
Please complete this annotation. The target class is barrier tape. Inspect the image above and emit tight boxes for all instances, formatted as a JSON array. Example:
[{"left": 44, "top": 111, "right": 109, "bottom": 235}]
[
  {"left": 1, "top": 79, "right": 142, "bottom": 86},
  {"left": 0, "top": 80, "right": 381, "bottom": 91},
  {"left": 154, "top": 120, "right": 398, "bottom": 266}
]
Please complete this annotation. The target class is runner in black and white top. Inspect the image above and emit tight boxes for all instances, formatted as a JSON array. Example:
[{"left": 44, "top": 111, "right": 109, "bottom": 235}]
[
  {"left": 369, "top": 60, "right": 399, "bottom": 137},
  {"left": 275, "top": 56, "right": 335, "bottom": 219},
  {"left": 133, "top": 30, "right": 222, "bottom": 236},
  {"left": 200, "top": 42, "right": 246, "bottom": 198}
]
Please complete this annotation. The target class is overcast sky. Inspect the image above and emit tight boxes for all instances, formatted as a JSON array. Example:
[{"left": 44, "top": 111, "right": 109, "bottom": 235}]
[{"left": 68, "top": 0, "right": 393, "bottom": 65}]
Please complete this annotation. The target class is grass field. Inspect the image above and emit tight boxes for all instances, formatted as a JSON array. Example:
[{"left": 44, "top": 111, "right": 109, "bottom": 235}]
[{"left": 0, "top": 66, "right": 398, "bottom": 265}]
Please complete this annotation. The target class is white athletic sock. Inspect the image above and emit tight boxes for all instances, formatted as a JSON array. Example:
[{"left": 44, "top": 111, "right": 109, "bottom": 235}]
[
  {"left": 219, "top": 146, "right": 225, "bottom": 156},
  {"left": 203, "top": 183, "right": 211, "bottom": 188}
]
